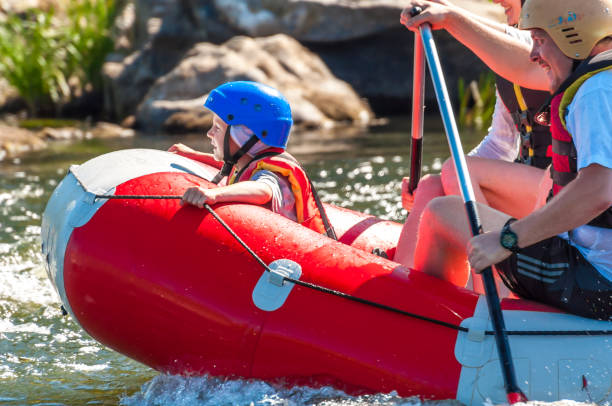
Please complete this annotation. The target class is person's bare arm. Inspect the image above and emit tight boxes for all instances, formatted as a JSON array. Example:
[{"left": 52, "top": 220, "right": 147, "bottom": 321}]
[
  {"left": 168, "top": 143, "right": 223, "bottom": 169},
  {"left": 400, "top": 0, "right": 548, "bottom": 90},
  {"left": 181, "top": 181, "right": 273, "bottom": 208},
  {"left": 468, "top": 164, "right": 612, "bottom": 271}
]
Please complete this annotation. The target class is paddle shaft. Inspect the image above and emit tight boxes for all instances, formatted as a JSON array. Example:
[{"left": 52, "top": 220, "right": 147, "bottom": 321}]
[
  {"left": 415, "top": 20, "right": 526, "bottom": 403},
  {"left": 409, "top": 31, "right": 426, "bottom": 194}
]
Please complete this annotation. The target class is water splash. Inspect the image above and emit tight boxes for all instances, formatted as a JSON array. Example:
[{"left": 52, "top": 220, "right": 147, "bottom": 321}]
[{"left": 121, "top": 374, "right": 423, "bottom": 406}]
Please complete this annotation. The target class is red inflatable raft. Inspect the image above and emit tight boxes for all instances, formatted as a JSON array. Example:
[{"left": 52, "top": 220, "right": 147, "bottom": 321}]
[{"left": 41, "top": 149, "right": 612, "bottom": 404}]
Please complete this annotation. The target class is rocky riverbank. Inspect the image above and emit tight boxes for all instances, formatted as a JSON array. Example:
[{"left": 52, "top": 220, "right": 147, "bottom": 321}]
[{"left": 0, "top": 0, "right": 503, "bottom": 160}]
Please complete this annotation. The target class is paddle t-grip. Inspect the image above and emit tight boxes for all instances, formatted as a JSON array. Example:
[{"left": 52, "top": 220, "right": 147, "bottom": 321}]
[{"left": 410, "top": 6, "right": 423, "bottom": 17}]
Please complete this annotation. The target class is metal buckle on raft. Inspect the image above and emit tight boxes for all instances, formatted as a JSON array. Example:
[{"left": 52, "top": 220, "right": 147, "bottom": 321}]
[{"left": 268, "top": 263, "right": 294, "bottom": 287}]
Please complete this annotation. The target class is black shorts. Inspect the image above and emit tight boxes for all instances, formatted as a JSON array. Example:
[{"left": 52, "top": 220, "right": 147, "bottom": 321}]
[{"left": 495, "top": 236, "right": 612, "bottom": 321}]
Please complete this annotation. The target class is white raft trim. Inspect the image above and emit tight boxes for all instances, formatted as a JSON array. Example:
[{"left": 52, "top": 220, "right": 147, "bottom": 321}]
[
  {"left": 41, "top": 172, "right": 109, "bottom": 320},
  {"left": 252, "top": 259, "right": 302, "bottom": 311},
  {"left": 41, "top": 148, "right": 219, "bottom": 325},
  {"left": 455, "top": 295, "right": 612, "bottom": 405}
]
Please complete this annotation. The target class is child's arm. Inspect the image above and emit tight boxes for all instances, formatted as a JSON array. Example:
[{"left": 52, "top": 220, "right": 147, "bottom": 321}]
[
  {"left": 181, "top": 181, "right": 273, "bottom": 208},
  {"left": 168, "top": 143, "right": 223, "bottom": 169}
]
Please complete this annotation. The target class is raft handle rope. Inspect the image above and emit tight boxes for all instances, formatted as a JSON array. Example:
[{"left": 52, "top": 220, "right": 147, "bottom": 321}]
[{"left": 95, "top": 193, "right": 612, "bottom": 336}]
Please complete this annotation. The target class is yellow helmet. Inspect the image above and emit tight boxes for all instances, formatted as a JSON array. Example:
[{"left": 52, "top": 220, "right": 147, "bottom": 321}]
[{"left": 519, "top": 0, "right": 612, "bottom": 59}]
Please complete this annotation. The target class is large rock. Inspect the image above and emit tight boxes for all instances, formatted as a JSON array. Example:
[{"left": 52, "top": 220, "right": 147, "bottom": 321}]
[
  {"left": 210, "top": 0, "right": 503, "bottom": 44},
  {"left": 212, "top": 0, "right": 401, "bottom": 42},
  {"left": 134, "top": 34, "right": 373, "bottom": 133},
  {"left": 104, "top": 0, "right": 505, "bottom": 119}
]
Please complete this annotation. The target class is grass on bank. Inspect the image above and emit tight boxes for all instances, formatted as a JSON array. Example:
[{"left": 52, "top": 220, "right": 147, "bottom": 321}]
[
  {"left": 0, "top": 0, "right": 117, "bottom": 117},
  {"left": 458, "top": 71, "right": 496, "bottom": 131}
]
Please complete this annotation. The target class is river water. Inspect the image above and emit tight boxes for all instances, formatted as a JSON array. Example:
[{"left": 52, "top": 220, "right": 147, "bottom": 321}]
[{"left": 0, "top": 119, "right": 588, "bottom": 406}]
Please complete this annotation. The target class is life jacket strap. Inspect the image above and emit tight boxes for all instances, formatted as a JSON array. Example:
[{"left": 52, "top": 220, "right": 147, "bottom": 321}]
[{"left": 211, "top": 133, "right": 260, "bottom": 184}]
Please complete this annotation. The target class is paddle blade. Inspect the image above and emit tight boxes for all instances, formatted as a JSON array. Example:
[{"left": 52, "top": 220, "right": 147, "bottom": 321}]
[{"left": 507, "top": 390, "right": 528, "bottom": 404}]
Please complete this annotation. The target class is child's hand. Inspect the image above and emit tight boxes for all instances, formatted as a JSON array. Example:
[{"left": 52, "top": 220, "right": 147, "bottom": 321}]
[
  {"left": 181, "top": 186, "right": 217, "bottom": 208},
  {"left": 168, "top": 143, "right": 195, "bottom": 156}
]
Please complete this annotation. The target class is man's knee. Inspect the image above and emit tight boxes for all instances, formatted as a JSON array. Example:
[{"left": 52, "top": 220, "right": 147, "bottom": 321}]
[
  {"left": 440, "top": 158, "right": 458, "bottom": 193},
  {"left": 422, "top": 195, "right": 463, "bottom": 223},
  {"left": 418, "top": 174, "right": 444, "bottom": 193},
  {"left": 427, "top": 195, "right": 463, "bottom": 212},
  {"left": 441, "top": 158, "right": 454, "bottom": 176}
]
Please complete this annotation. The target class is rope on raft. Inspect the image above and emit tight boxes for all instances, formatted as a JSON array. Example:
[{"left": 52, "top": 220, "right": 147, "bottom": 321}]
[{"left": 97, "top": 194, "right": 612, "bottom": 336}]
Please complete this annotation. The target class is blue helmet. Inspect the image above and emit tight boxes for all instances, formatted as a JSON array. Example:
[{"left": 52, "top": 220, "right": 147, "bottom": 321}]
[{"left": 204, "top": 81, "right": 293, "bottom": 149}]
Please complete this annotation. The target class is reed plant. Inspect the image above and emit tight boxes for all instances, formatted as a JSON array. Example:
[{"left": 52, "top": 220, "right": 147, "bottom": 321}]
[
  {"left": 0, "top": 9, "right": 72, "bottom": 116},
  {"left": 0, "top": 0, "right": 117, "bottom": 116},
  {"left": 457, "top": 71, "right": 496, "bottom": 131},
  {"left": 66, "top": 0, "right": 117, "bottom": 91}
]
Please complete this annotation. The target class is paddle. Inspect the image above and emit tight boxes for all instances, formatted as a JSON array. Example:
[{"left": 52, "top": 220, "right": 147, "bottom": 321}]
[
  {"left": 408, "top": 29, "right": 426, "bottom": 194},
  {"left": 409, "top": 7, "right": 527, "bottom": 404}
]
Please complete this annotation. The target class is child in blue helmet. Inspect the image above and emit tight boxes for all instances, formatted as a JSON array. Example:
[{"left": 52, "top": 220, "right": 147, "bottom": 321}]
[{"left": 168, "top": 81, "right": 334, "bottom": 236}]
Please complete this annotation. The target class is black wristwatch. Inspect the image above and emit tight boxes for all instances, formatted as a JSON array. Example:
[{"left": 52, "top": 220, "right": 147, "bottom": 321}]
[{"left": 500, "top": 218, "right": 520, "bottom": 253}]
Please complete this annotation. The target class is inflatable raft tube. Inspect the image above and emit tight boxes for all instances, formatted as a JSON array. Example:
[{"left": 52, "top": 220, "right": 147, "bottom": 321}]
[{"left": 41, "top": 149, "right": 612, "bottom": 404}]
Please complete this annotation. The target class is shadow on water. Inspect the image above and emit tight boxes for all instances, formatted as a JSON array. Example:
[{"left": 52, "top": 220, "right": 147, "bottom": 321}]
[{"left": 0, "top": 115, "right": 489, "bottom": 405}]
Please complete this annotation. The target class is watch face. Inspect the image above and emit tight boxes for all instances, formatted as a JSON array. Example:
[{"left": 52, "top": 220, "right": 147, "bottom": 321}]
[{"left": 501, "top": 232, "right": 517, "bottom": 249}]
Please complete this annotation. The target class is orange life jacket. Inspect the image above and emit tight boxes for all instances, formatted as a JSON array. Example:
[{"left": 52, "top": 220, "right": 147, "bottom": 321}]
[{"left": 229, "top": 148, "right": 327, "bottom": 234}]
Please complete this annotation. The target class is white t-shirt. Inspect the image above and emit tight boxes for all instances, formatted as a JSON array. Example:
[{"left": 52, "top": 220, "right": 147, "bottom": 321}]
[
  {"left": 468, "top": 92, "right": 520, "bottom": 160},
  {"left": 561, "top": 70, "right": 612, "bottom": 281},
  {"left": 468, "top": 26, "right": 532, "bottom": 161}
]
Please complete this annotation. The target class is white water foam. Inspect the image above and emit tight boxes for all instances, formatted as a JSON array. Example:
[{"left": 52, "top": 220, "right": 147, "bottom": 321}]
[{"left": 120, "top": 374, "right": 424, "bottom": 406}]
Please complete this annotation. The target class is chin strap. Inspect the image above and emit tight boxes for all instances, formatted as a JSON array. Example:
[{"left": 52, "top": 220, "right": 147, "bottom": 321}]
[{"left": 211, "top": 129, "right": 260, "bottom": 184}]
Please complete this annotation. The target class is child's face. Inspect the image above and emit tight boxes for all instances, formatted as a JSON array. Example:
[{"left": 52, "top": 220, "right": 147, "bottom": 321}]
[{"left": 207, "top": 115, "right": 229, "bottom": 161}]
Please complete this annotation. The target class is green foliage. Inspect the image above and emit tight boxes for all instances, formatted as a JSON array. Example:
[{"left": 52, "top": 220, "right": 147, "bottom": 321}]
[
  {"left": 457, "top": 71, "right": 496, "bottom": 131},
  {"left": 0, "top": 9, "right": 72, "bottom": 115},
  {"left": 0, "top": 0, "right": 117, "bottom": 116},
  {"left": 19, "top": 118, "right": 79, "bottom": 129},
  {"left": 66, "top": 0, "right": 117, "bottom": 90}
]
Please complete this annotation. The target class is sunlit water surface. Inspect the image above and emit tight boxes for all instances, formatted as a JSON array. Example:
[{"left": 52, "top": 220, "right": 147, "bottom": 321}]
[{"left": 0, "top": 119, "right": 593, "bottom": 405}]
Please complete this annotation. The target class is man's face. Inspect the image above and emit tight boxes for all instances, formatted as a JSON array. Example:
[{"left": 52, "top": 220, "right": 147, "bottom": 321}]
[
  {"left": 493, "top": 0, "right": 522, "bottom": 26},
  {"left": 529, "top": 28, "right": 574, "bottom": 92}
]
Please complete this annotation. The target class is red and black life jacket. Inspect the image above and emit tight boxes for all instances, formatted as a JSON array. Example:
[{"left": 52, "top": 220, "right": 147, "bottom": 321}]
[
  {"left": 228, "top": 148, "right": 329, "bottom": 235},
  {"left": 547, "top": 50, "right": 612, "bottom": 228},
  {"left": 496, "top": 75, "right": 552, "bottom": 169}
]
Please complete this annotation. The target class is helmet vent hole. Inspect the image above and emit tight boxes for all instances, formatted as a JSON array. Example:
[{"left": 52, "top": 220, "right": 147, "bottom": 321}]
[
  {"left": 569, "top": 39, "right": 583, "bottom": 44},
  {"left": 227, "top": 114, "right": 234, "bottom": 121},
  {"left": 261, "top": 130, "right": 268, "bottom": 137},
  {"left": 254, "top": 104, "right": 262, "bottom": 112},
  {"left": 561, "top": 27, "right": 575, "bottom": 32},
  {"left": 566, "top": 33, "right": 579, "bottom": 38},
  {"left": 240, "top": 97, "right": 248, "bottom": 105}
]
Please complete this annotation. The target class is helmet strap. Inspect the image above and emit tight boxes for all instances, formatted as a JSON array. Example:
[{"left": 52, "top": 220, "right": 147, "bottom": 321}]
[{"left": 211, "top": 130, "right": 260, "bottom": 184}]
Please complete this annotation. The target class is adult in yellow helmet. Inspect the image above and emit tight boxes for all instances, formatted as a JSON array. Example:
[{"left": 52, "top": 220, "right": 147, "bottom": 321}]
[{"left": 403, "top": 0, "right": 612, "bottom": 320}]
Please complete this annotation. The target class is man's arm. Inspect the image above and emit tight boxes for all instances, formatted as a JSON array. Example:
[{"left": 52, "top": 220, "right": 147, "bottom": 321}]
[
  {"left": 513, "top": 164, "right": 612, "bottom": 245},
  {"left": 468, "top": 164, "right": 612, "bottom": 271},
  {"left": 400, "top": 0, "right": 548, "bottom": 90}
]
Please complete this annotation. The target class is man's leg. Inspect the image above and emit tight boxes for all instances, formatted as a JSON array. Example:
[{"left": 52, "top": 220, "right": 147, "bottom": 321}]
[
  {"left": 412, "top": 195, "right": 512, "bottom": 287},
  {"left": 441, "top": 157, "right": 549, "bottom": 218},
  {"left": 393, "top": 174, "right": 445, "bottom": 267}
]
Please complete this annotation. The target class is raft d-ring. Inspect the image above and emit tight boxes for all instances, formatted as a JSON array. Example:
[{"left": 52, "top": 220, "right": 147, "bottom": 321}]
[{"left": 252, "top": 259, "right": 302, "bottom": 311}]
